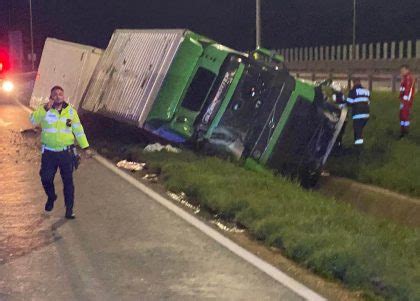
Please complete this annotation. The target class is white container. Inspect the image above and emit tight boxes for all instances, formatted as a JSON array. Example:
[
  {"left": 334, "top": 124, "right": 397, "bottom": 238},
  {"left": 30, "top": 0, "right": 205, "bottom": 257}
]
[
  {"left": 81, "top": 29, "right": 186, "bottom": 127},
  {"left": 30, "top": 38, "right": 103, "bottom": 109}
]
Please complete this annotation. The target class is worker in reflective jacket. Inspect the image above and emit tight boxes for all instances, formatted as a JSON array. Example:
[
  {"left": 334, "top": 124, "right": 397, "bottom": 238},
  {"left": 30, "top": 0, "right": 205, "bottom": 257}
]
[
  {"left": 30, "top": 85, "right": 92, "bottom": 219},
  {"left": 399, "top": 64, "right": 416, "bottom": 138},
  {"left": 346, "top": 78, "right": 370, "bottom": 146}
]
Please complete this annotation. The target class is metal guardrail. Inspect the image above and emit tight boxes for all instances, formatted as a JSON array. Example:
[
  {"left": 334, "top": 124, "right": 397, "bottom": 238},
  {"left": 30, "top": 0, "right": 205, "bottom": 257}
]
[
  {"left": 278, "top": 40, "right": 420, "bottom": 62},
  {"left": 278, "top": 40, "right": 419, "bottom": 91}
]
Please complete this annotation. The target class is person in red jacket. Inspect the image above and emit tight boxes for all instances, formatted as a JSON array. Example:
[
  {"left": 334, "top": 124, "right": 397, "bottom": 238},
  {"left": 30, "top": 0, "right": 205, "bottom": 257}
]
[{"left": 399, "top": 65, "right": 416, "bottom": 138}]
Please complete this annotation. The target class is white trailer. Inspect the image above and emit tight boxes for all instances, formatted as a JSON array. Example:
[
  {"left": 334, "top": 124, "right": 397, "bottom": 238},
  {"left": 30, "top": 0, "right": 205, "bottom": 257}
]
[
  {"left": 81, "top": 29, "right": 186, "bottom": 127},
  {"left": 30, "top": 38, "right": 103, "bottom": 109}
]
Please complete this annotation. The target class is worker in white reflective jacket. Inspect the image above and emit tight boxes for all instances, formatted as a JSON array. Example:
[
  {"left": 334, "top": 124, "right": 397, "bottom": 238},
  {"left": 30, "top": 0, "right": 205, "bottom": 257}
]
[{"left": 346, "top": 78, "right": 370, "bottom": 146}]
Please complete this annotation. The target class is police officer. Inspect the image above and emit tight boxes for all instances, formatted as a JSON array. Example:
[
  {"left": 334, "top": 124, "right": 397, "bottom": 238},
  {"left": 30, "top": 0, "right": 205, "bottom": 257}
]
[
  {"left": 30, "top": 86, "right": 91, "bottom": 219},
  {"left": 346, "top": 78, "right": 370, "bottom": 146}
]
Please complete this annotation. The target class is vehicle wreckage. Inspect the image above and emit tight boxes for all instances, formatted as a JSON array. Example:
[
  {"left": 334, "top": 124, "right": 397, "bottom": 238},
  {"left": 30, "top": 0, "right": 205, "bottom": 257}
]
[{"left": 33, "top": 29, "right": 346, "bottom": 185}]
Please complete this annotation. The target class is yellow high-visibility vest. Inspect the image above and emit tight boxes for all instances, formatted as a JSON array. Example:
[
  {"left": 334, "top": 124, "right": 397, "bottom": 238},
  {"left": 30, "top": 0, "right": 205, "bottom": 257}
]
[{"left": 30, "top": 102, "right": 89, "bottom": 150}]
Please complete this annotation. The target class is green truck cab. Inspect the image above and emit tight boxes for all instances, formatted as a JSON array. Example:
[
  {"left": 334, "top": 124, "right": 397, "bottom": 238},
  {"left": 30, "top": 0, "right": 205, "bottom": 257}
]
[
  {"left": 145, "top": 35, "right": 245, "bottom": 141},
  {"left": 192, "top": 49, "right": 344, "bottom": 184},
  {"left": 146, "top": 41, "right": 344, "bottom": 184}
]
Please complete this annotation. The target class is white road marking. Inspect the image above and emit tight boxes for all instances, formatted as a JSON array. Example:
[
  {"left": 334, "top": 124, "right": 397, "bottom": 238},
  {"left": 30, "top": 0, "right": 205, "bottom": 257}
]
[
  {"left": 94, "top": 155, "right": 327, "bottom": 301},
  {"left": 14, "top": 100, "right": 33, "bottom": 114},
  {"left": 16, "top": 98, "right": 327, "bottom": 301}
]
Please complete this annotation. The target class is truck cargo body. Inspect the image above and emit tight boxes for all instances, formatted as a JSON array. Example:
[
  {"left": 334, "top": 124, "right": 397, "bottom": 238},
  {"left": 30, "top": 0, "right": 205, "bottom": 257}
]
[
  {"left": 30, "top": 38, "right": 103, "bottom": 109},
  {"left": 81, "top": 29, "right": 206, "bottom": 127}
]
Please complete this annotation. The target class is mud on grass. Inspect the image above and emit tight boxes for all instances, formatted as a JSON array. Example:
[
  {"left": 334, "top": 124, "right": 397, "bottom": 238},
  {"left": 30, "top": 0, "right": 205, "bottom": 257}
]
[{"left": 82, "top": 113, "right": 420, "bottom": 301}]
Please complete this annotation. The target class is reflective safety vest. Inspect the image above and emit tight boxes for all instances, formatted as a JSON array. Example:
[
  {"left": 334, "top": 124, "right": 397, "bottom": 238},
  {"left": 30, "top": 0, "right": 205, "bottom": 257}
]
[
  {"left": 346, "top": 84, "right": 370, "bottom": 120},
  {"left": 30, "top": 102, "right": 89, "bottom": 150}
]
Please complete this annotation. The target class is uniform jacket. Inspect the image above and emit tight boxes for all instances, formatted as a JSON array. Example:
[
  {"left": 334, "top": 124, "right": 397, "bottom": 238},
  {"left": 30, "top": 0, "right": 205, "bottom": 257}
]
[
  {"left": 400, "top": 72, "right": 416, "bottom": 107},
  {"left": 30, "top": 102, "right": 89, "bottom": 150},
  {"left": 347, "top": 84, "right": 370, "bottom": 120}
]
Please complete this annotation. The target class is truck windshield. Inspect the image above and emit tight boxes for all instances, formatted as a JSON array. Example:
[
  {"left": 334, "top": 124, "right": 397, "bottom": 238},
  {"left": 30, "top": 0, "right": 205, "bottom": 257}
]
[
  {"left": 181, "top": 68, "right": 216, "bottom": 111},
  {"left": 205, "top": 58, "right": 293, "bottom": 159},
  {"left": 195, "top": 55, "right": 243, "bottom": 128}
]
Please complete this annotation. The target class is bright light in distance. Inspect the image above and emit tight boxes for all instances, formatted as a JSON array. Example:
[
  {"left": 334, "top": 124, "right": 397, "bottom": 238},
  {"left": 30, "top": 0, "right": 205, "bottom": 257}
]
[{"left": 2, "top": 80, "right": 14, "bottom": 93}]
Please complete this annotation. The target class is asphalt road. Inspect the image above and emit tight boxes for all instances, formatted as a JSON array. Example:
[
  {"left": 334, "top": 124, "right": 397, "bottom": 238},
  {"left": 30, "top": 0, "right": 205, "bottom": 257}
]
[{"left": 0, "top": 95, "right": 304, "bottom": 300}]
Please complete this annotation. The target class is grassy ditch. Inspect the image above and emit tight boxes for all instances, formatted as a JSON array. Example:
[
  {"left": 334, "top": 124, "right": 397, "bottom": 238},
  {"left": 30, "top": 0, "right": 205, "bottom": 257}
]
[
  {"left": 327, "top": 91, "right": 420, "bottom": 197},
  {"left": 82, "top": 113, "right": 420, "bottom": 300},
  {"left": 143, "top": 152, "right": 420, "bottom": 301}
]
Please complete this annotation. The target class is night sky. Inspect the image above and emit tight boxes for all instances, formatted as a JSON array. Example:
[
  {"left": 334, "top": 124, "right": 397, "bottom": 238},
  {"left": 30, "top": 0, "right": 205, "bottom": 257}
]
[{"left": 0, "top": 0, "right": 419, "bottom": 57}]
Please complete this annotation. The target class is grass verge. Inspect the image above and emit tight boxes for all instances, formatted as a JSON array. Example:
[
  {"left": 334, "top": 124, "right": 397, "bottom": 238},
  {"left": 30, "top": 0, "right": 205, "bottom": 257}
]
[{"left": 142, "top": 151, "right": 420, "bottom": 301}]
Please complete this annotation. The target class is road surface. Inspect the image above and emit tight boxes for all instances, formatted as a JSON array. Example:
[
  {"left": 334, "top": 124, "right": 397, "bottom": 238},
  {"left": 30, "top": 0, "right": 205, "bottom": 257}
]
[{"left": 0, "top": 95, "right": 307, "bottom": 301}]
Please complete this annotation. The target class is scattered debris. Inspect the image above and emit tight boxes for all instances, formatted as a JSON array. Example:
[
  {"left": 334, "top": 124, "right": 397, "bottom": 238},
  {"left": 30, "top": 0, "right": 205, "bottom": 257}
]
[
  {"left": 142, "top": 173, "right": 158, "bottom": 182},
  {"left": 167, "top": 191, "right": 200, "bottom": 214},
  {"left": 143, "top": 143, "right": 181, "bottom": 154},
  {"left": 116, "top": 160, "right": 146, "bottom": 171},
  {"left": 210, "top": 219, "right": 245, "bottom": 233}
]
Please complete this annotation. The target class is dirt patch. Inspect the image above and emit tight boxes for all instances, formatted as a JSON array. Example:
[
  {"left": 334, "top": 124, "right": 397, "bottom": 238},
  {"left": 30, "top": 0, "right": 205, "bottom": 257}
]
[{"left": 318, "top": 175, "right": 420, "bottom": 228}]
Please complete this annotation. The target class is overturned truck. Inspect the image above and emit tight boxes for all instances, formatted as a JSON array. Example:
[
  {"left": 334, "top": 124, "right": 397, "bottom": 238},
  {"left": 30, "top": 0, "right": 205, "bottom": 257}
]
[
  {"left": 30, "top": 38, "right": 103, "bottom": 110},
  {"left": 80, "top": 29, "right": 345, "bottom": 185}
]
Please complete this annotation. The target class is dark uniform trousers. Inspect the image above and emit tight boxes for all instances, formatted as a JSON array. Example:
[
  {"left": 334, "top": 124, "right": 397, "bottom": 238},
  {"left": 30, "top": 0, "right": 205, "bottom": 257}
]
[
  {"left": 40, "top": 149, "right": 74, "bottom": 210},
  {"left": 347, "top": 84, "right": 370, "bottom": 144},
  {"left": 353, "top": 118, "right": 368, "bottom": 142}
]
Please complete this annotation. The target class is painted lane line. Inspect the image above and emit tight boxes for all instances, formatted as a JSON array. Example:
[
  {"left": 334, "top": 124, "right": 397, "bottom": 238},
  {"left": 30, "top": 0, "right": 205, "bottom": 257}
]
[{"left": 14, "top": 99, "right": 33, "bottom": 114}]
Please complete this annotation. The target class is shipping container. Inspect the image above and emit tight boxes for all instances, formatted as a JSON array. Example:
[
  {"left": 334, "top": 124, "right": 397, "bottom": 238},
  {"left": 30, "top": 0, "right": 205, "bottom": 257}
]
[
  {"left": 81, "top": 29, "right": 200, "bottom": 127},
  {"left": 30, "top": 38, "right": 103, "bottom": 109}
]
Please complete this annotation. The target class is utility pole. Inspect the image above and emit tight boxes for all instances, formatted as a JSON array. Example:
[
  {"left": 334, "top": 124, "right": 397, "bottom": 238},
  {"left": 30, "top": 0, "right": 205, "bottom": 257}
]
[
  {"left": 352, "top": 0, "right": 356, "bottom": 60},
  {"left": 8, "top": 0, "right": 12, "bottom": 27},
  {"left": 29, "top": 0, "right": 35, "bottom": 70},
  {"left": 256, "top": 0, "right": 261, "bottom": 48}
]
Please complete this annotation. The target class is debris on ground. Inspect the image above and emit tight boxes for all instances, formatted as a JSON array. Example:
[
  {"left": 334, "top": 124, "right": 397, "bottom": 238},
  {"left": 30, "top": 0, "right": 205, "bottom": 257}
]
[
  {"left": 167, "top": 191, "right": 200, "bottom": 214},
  {"left": 116, "top": 160, "right": 146, "bottom": 171},
  {"left": 143, "top": 143, "right": 181, "bottom": 154},
  {"left": 211, "top": 219, "right": 245, "bottom": 233},
  {"left": 142, "top": 173, "right": 158, "bottom": 182}
]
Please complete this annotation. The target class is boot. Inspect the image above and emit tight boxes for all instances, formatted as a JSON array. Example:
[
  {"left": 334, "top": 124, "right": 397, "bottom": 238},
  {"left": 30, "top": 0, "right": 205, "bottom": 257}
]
[
  {"left": 399, "top": 126, "right": 409, "bottom": 139},
  {"left": 65, "top": 208, "right": 76, "bottom": 219},
  {"left": 44, "top": 194, "right": 57, "bottom": 212}
]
